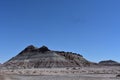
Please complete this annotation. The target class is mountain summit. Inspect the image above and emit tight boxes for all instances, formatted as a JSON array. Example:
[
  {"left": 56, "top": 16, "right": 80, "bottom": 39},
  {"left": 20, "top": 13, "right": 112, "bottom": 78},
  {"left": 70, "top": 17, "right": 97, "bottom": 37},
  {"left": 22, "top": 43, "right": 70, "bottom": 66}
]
[{"left": 3, "top": 45, "right": 91, "bottom": 69}]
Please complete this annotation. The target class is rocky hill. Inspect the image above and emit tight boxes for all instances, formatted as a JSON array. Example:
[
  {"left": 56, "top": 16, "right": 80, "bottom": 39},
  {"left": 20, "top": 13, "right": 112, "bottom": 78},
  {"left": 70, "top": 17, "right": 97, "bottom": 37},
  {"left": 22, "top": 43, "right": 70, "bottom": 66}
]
[
  {"left": 2, "top": 45, "right": 91, "bottom": 69},
  {"left": 99, "top": 60, "right": 120, "bottom": 66}
]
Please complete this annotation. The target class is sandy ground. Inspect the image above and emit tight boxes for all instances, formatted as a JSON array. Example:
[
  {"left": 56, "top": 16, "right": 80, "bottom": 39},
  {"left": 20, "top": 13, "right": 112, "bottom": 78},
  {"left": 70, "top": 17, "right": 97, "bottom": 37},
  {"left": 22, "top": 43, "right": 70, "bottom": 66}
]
[
  {"left": 0, "top": 74, "right": 120, "bottom": 80},
  {"left": 0, "top": 66, "right": 120, "bottom": 80}
]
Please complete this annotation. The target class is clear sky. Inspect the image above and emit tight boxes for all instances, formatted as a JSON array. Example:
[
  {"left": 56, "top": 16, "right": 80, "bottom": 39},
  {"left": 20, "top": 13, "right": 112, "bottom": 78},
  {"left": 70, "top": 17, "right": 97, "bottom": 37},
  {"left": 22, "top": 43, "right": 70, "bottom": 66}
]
[{"left": 0, "top": 0, "right": 120, "bottom": 63}]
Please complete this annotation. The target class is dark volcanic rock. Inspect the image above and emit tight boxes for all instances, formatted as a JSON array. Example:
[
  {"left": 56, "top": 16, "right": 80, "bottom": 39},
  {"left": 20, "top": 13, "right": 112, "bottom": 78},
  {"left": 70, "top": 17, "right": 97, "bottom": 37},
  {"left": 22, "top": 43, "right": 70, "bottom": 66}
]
[
  {"left": 99, "top": 60, "right": 120, "bottom": 66},
  {"left": 3, "top": 45, "right": 91, "bottom": 69},
  {"left": 38, "top": 46, "right": 50, "bottom": 52}
]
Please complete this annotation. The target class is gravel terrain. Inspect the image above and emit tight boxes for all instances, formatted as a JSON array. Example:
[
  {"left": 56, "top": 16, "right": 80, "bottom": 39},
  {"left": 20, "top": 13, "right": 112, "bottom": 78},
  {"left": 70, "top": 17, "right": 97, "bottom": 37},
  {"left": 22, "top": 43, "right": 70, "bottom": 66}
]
[
  {"left": 0, "top": 74, "right": 120, "bottom": 80},
  {"left": 0, "top": 67, "right": 120, "bottom": 80}
]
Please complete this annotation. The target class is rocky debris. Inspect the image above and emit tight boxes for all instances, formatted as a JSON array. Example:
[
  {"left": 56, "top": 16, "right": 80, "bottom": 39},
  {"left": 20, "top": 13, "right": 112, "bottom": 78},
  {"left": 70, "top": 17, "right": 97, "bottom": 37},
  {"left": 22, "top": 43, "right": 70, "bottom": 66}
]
[
  {"left": 2, "top": 45, "right": 91, "bottom": 69},
  {"left": 99, "top": 60, "right": 120, "bottom": 66},
  {"left": 116, "top": 74, "right": 120, "bottom": 78}
]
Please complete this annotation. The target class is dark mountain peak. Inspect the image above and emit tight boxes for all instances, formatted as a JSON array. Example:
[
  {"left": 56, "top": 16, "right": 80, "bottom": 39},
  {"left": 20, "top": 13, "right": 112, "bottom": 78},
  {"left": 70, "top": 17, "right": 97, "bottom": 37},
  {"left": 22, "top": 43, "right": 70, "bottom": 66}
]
[
  {"left": 17, "top": 45, "right": 37, "bottom": 55},
  {"left": 38, "top": 45, "right": 50, "bottom": 52},
  {"left": 26, "top": 45, "right": 36, "bottom": 48},
  {"left": 39, "top": 45, "right": 49, "bottom": 49},
  {"left": 17, "top": 45, "right": 50, "bottom": 56},
  {"left": 24, "top": 45, "right": 37, "bottom": 51}
]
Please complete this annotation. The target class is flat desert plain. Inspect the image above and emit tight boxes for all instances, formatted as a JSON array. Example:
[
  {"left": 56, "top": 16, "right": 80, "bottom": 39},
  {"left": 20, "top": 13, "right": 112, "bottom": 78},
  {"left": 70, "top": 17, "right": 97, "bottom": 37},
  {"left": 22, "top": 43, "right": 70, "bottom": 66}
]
[{"left": 0, "top": 66, "right": 120, "bottom": 80}]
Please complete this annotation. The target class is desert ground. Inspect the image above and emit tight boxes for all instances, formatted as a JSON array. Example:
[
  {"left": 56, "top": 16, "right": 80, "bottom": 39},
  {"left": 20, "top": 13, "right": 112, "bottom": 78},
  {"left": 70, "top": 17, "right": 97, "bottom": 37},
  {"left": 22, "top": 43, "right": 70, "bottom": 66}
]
[
  {"left": 0, "top": 66, "right": 120, "bottom": 80},
  {"left": 0, "top": 74, "right": 120, "bottom": 80}
]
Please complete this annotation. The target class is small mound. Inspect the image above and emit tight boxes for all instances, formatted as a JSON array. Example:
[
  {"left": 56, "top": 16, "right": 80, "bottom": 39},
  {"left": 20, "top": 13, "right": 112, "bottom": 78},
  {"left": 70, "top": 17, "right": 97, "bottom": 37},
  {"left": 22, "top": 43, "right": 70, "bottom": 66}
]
[{"left": 99, "top": 60, "right": 120, "bottom": 66}]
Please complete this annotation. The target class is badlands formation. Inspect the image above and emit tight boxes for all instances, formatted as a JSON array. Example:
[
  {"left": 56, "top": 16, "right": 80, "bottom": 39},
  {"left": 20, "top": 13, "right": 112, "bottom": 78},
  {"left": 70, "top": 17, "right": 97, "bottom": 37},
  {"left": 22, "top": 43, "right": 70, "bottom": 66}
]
[{"left": 0, "top": 45, "right": 120, "bottom": 80}]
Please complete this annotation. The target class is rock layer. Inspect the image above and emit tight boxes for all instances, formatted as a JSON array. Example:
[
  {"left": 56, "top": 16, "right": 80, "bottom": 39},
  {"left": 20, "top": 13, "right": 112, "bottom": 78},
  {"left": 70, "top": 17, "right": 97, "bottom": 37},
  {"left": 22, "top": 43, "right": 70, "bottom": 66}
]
[
  {"left": 99, "top": 60, "right": 120, "bottom": 66},
  {"left": 3, "top": 45, "right": 91, "bottom": 69}
]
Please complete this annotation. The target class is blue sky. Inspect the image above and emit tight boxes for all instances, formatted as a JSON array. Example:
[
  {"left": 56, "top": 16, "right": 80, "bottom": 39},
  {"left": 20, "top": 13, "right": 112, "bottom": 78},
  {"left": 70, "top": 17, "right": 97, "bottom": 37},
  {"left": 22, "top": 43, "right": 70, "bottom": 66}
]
[{"left": 0, "top": 0, "right": 120, "bottom": 63}]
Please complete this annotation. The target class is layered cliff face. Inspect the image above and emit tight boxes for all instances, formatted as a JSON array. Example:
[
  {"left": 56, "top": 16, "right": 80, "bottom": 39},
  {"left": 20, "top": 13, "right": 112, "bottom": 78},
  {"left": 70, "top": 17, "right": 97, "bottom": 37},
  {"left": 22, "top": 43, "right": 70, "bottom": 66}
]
[{"left": 3, "top": 45, "right": 91, "bottom": 69}]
